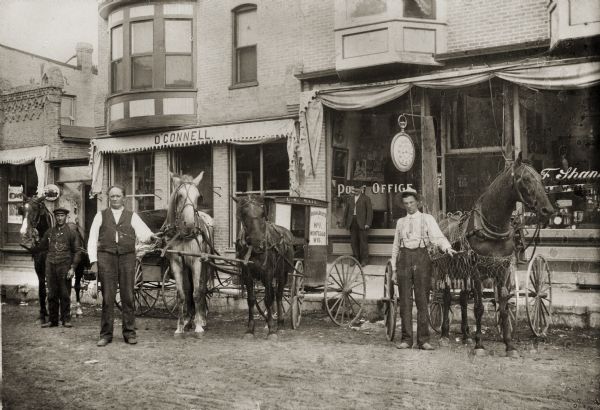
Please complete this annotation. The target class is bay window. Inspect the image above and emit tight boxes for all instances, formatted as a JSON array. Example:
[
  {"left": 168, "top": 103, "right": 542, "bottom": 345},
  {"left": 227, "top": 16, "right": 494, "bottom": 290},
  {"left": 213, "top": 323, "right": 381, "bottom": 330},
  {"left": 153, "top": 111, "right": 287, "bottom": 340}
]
[
  {"left": 165, "top": 19, "right": 193, "bottom": 87},
  {"left": 111, "top": 25, "right": 123, "bottom": 93},
  {"left": 131, "top": 21, "right": 153, "bottom": 89}
]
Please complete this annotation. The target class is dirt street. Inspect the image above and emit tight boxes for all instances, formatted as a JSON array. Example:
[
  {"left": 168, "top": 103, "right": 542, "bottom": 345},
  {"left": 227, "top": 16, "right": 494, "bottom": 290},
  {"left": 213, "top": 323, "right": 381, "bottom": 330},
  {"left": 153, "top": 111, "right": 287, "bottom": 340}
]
[{"left": 2, "top": 302, "right": 599, "bottom": 410}]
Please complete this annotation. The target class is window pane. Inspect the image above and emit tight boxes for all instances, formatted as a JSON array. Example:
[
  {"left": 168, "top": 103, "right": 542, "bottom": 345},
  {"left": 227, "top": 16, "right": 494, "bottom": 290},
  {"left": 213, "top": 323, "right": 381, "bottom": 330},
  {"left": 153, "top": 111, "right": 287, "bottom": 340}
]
[
  {"left": 236, "top": 46, "right": 256, "bottom": 83},
  {"left": 166, "top": 55, "right": 192, "bottom": 87},
  {"left": 236, "top": 145, "right": 260, "bottom": 192},
  {"left": 111, "top": 60, "right": 123, "bottom": 92},
  {"left": 132, "top": 56, "right": 153, "bottom": 88},
  {"left": 134, "top": 153, "right": 155, "bottom": 211},
  {"left": 236, "top": 9, "right": 257, "bottom": 47},
  {"left": 111, "top": 26, "right": 123, "bottom": 60},
  {"left": 404, "top": 0, "right": 435, "bottom": 19},
  {"left": 165, "top": 20, "right": 191, "bottom": 53},
  {"left": 131, "top": 21, "right": 153, "bottom": 54},
  {"left": 263, "top": 142, "right": 289, "bottom": 191},
  {"left": 113, "top": 154, "right": 134, "bottom": 210}
]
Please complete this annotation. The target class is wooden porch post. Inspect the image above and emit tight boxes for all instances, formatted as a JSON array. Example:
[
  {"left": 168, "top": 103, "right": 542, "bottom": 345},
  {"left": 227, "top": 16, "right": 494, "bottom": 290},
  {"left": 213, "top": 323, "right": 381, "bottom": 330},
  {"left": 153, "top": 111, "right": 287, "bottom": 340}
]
[{"left": 421, "top": 90, "right": 439, "bottom": 218}]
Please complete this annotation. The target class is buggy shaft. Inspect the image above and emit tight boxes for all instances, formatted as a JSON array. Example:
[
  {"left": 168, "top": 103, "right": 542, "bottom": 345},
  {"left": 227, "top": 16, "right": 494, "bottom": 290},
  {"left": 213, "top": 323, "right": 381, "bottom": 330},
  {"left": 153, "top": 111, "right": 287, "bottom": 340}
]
[{"left": 165, "top": 249, "right": 254, "bottom": 265}]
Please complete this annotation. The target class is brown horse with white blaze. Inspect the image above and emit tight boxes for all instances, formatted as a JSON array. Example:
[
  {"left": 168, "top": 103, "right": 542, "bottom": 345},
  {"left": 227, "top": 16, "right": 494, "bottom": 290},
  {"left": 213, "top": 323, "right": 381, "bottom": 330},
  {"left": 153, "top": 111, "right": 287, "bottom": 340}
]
[
  {"left": 439, "top": 152, "right": 554, "bottom": 357},
  {"left": 164, "top": 172, "right": 213, "bottom": 337}
]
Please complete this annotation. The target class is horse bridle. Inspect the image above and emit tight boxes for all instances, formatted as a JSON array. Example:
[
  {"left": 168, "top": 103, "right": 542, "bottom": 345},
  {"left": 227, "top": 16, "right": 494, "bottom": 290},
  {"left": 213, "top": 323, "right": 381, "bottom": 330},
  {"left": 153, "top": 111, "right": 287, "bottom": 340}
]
[
  {"left": 238, "top": 197, "right": 268, "bottom": 253},
  {"left": 172, "top": 182, "right": 203, "bottom": 238},
  {"left": 511, "top": 163, "right": 539, "bottom": 211}
]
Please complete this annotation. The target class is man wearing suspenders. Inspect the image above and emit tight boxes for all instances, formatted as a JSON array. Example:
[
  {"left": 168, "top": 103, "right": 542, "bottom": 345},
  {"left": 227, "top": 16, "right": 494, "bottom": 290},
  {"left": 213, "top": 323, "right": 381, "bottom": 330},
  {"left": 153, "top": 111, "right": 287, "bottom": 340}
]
[{"left": 391, "top": 188, "right": 456, "bottom": 350}]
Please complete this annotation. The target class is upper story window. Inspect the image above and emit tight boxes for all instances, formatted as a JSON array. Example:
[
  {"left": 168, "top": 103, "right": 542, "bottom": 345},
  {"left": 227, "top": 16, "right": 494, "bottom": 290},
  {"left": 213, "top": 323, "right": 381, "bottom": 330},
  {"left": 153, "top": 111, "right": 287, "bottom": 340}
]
[
  {"left": 131, "top": 20, "right": 154, "bottom": 89},
  {"left": 111, "top": 25, "right": 123, "bottom": 93},
  {"left": 165, "top": 19, "right": 193, "bottom": 87},
  {"left": 60, "top": 95, "right": 76, "bottom": 125},
  {"left": 109, "top": 3, "right": 194, "bottom": 95},
  {"left": 404, "top": 0, "right": 435, "bottom": 19},
  {"left": 233, "top": 5, "right": 257, "bottom": 86}
]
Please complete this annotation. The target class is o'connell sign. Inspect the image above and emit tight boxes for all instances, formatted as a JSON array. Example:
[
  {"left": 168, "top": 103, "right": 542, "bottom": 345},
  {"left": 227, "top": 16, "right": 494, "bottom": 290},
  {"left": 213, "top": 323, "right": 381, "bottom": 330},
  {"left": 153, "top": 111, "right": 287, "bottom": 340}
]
[{"left": 390, "top": 131, "right": 415, "bottom": 172}]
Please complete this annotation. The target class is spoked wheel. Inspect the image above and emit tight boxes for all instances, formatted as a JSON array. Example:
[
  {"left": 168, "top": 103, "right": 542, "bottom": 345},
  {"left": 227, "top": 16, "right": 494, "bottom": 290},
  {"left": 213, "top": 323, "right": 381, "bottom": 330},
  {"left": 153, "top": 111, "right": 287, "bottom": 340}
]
[
  {"left": 525, "top": 255, "right": 552, "bottom": 337},
  {"left": 324, "top": 255, "right": 366, "bottom": 327},
  {"left": 255, "top": 283, "right": 292, "bottom": 322},
  {"left": 290, "top": 260, "right": 305, "bottom": 330},
  {"left": 383, "top": 261, "right": 397, "bottom": 341},
  {"left": 161, "top": 267, "right": 179, "bottom": 318},
  {"left": 132, "top": 261, "right": 160, "bottom": 315},
  {"left": 494, "top": 265, "right": 519, "bottom": 336},
  {"left": 427, "top": 290, "right": 447, "bottom": 334}
]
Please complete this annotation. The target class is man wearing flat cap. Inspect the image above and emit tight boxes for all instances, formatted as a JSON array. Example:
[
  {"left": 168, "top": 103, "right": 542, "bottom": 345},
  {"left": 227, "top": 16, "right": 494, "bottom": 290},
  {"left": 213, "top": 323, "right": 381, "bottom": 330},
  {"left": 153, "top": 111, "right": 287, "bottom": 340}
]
[
  {"left": 33, "top": 207, "right": 82, "bottom": 328},
  {"left": 343, "top": 182, "right": 373, "bottom": 267},
  {"left": 391, "top": 188, "right": 456, "bottom": 350}
]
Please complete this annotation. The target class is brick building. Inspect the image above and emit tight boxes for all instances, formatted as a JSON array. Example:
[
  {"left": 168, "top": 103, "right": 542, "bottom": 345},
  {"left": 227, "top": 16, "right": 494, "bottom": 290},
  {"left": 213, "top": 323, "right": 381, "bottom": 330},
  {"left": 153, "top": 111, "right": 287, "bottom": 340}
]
[
  {"left": 0, "top": 43, "right": 98, "bottom": 265},
  {"left": 90, "top": 1, "right": 599, "bottom": 275}
]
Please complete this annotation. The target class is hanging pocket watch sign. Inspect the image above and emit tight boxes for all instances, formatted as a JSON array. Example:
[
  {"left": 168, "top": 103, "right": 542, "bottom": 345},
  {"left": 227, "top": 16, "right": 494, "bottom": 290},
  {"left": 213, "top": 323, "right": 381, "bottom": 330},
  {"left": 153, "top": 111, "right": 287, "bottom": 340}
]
[{"left": 390, "top": 114, "right": 415, "bottom": 172}]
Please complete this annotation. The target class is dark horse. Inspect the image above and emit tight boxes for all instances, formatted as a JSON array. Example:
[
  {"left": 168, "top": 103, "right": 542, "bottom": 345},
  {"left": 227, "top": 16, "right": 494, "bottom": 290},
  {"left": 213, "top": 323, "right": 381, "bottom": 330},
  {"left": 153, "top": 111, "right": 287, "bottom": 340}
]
[
  {"left": 438, "top": 153, "right": 554, "bottom": 357},
  {"left": 19, "top": 196, "right": 89, "bottom": 323},
  {"left": 235, "top": 195, "right": 294, "bottom": 339},
  {"left": 164, "top": 172, "right": 213, "bottom": 337}
]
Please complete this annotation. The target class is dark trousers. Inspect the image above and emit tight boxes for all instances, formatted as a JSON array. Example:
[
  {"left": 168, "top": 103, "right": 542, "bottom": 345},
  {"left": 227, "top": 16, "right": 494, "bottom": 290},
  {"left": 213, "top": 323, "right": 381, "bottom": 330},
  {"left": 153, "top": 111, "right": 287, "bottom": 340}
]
[
  {"left": 98, "top": 252, "right": 136, "bottom": 341},
  {"left": 396, "top": 248, "right": 432, "bottom": 347},
  {"left": 34, "top": 255, "right": 48, "bottom": 320},
  {"left": 350, "top": 217, "right": 369, "bottom": 265},
  {"left": 45, "top": 260, "right": 71, "bottom": 324}
]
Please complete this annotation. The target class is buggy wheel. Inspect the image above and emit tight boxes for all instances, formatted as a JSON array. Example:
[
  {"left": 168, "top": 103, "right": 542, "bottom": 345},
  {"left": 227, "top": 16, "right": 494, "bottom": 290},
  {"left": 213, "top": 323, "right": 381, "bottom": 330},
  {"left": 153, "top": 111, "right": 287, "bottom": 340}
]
[
  {"left": 255, "top": 282, "right": 291, "bottom": 322},
  {"left": 494, "top": 265, "right": 519, "bottom": 336},
  {"left": 161, "top": 267, "right": 179, "bottom": 318},
  {"left": 383, "top": 261, "right": 397, "bottom": 341},
  {"left": 324, "top": 256, "right": 365, "bottom": 327},
  {"left": 427, "top": 290, "right": 448, "bottom": 334},
  {"left": 290, "top": 261, "right": 305, "bottom": 330},
  {"left": 132, "top": 260, "right": 160, "bottom": 316},
  {"left": 525, "top": 255, "right": 552, "bottom": 337}
]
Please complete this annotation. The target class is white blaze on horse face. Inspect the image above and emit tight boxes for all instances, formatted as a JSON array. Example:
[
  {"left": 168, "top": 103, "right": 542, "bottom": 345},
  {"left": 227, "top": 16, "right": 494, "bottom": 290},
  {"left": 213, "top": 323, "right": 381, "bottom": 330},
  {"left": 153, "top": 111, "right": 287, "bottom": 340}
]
[{"left": 19, "top": 214, "right": 29, "bottom": 235}]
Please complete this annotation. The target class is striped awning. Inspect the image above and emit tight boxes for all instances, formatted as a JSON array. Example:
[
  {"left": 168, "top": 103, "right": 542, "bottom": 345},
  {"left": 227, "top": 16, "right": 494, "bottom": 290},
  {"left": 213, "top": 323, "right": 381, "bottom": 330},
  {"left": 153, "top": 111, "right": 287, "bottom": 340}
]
[{"left": 91, "top": 118, "right": 296, "bottom": 154}]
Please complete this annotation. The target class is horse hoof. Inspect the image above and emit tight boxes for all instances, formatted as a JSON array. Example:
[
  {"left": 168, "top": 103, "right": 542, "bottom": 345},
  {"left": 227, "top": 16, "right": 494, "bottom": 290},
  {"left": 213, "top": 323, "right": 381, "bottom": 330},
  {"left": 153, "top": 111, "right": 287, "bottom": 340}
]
[
  {"left": 474, "top": 348, "right": 487, "bottom": 356},
  {"left": 267, "top": 333, "right": 278, "bottom": 341},
  {"left": 463, "top": 338, "right": 474, "bottom": 345},
  {"left": 439, "top": 337, "right": 450, "bottom": 347},
  {"left": 174, "top": 332, "right": 185, "bottom": 339},
  {"left": 193, "top": 331, "right": 205, "bottom": 339},
  {"left": 244, "top": 332, "right": 255, "bottom": 339},
  {"left": 506, "top": 350, "right": 520, "bottom": 358}
]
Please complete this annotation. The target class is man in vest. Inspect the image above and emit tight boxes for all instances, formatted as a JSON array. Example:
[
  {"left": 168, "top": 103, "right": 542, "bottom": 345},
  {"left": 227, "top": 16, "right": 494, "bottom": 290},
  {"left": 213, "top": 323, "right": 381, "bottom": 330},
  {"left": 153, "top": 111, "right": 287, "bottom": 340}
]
[
  {"left": 88, "top": 185, "right": 155, "bottom": 346},
  {"left": 391, "top": 188, "right": 456, "bottom": 350},
  {"left": 343, "top": 183, "right": 373, "bottom": 266},
  {"left": 35, "top": 207, "right": 82, "bottom": 328}
]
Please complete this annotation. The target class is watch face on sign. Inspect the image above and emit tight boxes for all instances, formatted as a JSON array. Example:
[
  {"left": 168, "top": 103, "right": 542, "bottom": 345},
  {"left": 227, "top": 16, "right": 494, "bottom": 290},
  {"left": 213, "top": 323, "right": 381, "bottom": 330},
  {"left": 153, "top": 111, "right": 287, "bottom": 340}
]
[{"left": 390, "top": 132, "right": 415, "bottom": 172}]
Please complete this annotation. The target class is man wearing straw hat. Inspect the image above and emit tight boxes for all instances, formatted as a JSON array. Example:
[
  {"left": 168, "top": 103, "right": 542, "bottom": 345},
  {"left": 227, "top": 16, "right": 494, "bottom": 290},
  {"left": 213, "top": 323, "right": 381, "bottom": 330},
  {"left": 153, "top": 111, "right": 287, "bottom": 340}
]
[{"left": 391, "top": 187, "right": 456, "bottom": 350}]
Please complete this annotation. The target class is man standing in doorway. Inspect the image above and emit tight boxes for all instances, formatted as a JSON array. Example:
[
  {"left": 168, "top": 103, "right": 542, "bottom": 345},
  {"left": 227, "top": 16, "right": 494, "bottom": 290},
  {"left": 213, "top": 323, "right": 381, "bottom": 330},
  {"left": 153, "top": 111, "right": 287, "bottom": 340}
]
[
  {"left": 391, "top": 188, "right": 456, "bottom": 350},
  {"left": 35, "top": 207, "right": 81, "bottom": 328},
  {"left": 88, "top": 185, "right": 155, "bottom": 347},
  {"left": 344, "top": 182, "right": 373, "bottom": 267}
]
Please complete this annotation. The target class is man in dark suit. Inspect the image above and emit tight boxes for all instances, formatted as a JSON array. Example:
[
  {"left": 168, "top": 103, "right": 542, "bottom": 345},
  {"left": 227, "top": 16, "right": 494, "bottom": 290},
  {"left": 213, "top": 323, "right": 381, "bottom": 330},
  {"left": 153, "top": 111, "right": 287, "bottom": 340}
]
[{"left": 344, "top": 183, "right": 373, "bottom": 266}]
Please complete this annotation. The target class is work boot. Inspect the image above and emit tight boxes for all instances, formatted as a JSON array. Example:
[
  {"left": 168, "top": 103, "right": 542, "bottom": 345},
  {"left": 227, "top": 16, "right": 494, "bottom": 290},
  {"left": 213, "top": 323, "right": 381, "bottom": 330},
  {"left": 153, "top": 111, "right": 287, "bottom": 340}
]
[
  {"left": 63, "top": 321, "right": 73, "bottom": 328},
  {"left": 419, "top": 343, "right": 435, "bottom": 351},
  {"left": 41, "top": 322, "right": 58, "bottom": 328},
  {"left": 97, "top": 338, "right": 111, "bottom": 347}
]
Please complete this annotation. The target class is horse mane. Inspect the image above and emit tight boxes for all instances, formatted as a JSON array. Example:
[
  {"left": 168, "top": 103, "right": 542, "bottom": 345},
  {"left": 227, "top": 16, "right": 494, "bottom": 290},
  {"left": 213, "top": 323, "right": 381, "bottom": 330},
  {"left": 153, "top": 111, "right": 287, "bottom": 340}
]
[
  {"left": 476, "top": 159, "right": 537, "bottom": 206},
  {"left": 166, "top": 174, "right": 196, "bottom": 225}
]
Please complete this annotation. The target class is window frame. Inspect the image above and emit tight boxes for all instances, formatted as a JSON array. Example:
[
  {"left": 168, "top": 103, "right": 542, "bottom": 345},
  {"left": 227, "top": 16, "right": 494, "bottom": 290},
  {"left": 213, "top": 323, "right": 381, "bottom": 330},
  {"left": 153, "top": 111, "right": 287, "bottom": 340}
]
[
  {"left": 231, "top": 4, "right": 258, "bottom": 88},
  {"left": 110, "top": 25, "right": 124, "bottom": 93},
  {"left": 110, "top": 152, "right": 156, "bottom": 212},
  {"left": 130, "top": 19, "right": 154, "bottom": 90},
  {"left": 60, "top": 94, "right": 76, "bottom": 126},
  {"left": 164, "top": 18, "right": 194, "bottom": 89}
]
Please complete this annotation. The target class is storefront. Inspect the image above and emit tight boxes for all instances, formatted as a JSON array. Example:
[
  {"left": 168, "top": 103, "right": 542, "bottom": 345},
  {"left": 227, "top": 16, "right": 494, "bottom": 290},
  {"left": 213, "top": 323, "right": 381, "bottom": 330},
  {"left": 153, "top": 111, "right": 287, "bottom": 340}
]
[
  {"left": 297, "top": 58, "right": 600, "bottom": 263},
  {"left": 90, "top": 118, "right": 296, "bottom": 249},
  {"left": 0, "top": 146, "right": 48, "bottom": 249}
]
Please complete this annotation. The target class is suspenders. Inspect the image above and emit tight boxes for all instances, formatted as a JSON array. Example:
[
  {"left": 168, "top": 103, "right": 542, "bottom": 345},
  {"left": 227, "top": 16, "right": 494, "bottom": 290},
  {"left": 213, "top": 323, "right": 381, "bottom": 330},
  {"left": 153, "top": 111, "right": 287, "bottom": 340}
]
[{"left": 399, "top": 214, "right": 429, "bottom": 249}]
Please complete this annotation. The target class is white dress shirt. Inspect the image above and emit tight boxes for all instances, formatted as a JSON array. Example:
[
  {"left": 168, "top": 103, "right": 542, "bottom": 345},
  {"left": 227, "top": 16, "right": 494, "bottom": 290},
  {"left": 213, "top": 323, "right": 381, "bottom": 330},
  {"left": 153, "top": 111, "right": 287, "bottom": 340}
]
[
  {"left": 87, "top": 207, "right": 154, "bottom": 263},
  {"left": 391, "top": 210, "right": 452, "bottom": 270}
]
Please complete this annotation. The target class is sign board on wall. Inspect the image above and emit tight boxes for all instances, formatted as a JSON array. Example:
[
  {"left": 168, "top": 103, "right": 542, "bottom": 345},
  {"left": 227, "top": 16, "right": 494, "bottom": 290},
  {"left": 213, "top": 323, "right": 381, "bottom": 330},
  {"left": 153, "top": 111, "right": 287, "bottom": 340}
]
[
  {"left": 8, "top": 185, "right": 23, "bottom": 224},
  {"left": 309, "top": 207, "right": 327, "bottom": 245},
  {"left": 274, "top": 203, "right": 291, "bottom": 230}
]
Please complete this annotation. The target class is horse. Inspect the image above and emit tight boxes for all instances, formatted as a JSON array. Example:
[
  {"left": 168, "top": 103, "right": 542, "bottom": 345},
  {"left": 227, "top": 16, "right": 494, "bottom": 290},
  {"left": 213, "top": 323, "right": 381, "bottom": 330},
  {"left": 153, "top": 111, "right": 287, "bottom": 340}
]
[
  {"left": 163, "top": 172, "right": 213, "bottom": 337},
  {"left": 437, "top": 152, "right": 554, "bottom": 357},
  {"left": 234, "top": 195, "right": 295, "bottom": 339},
  {"left": 19, "top": 196, "right": 89, "bottom": 322}
]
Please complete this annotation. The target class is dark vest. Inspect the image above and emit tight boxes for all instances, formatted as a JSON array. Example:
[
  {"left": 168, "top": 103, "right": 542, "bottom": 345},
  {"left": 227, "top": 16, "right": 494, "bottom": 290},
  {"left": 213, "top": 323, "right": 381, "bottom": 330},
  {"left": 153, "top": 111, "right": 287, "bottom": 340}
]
[{"left": 98, "top": 208, "right": 136, "bottom": 255}]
